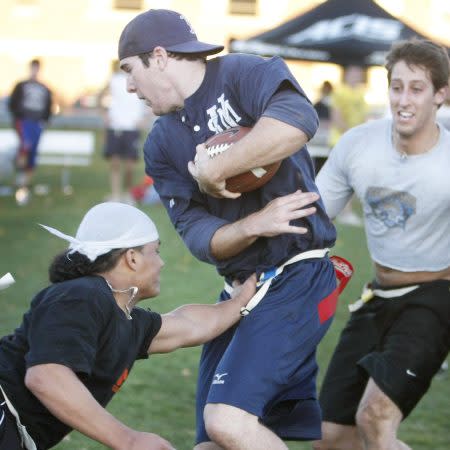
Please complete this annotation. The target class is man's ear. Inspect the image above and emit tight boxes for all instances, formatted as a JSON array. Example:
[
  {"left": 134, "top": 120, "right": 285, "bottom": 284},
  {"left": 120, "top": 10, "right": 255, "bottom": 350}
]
[
  {"left": 435, "top": 85, "right": 448, "bottom": 108},
  {"left": 124, "top": 248, "right": 139, "bottom": 271},
  {"left": 153, "top": 46, "right": 169, "bottom": 70}
]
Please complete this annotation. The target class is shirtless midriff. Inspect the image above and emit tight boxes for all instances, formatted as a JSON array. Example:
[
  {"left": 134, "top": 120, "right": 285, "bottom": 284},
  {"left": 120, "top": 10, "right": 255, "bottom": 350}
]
[{"left": 375, "top": 263, "right": 450, "bottom": 287}]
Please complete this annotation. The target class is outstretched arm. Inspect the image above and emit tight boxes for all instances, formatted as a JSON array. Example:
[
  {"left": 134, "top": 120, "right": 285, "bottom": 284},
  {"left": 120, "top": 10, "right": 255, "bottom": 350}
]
[
  {"left": 25, "top": 364, "right": 174, "bottom": 450},
  {"left": 210, "top": 189, "right": 319, "bottom": 260},
  {"left": 148, "top": 274, "right": 257, "bottom": 354}
]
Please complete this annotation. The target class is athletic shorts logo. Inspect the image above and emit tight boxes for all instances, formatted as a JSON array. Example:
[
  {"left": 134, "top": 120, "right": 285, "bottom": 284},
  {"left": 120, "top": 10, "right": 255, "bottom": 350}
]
[{"left": 212, "top": 372, "right": 228, "bottom": 385}]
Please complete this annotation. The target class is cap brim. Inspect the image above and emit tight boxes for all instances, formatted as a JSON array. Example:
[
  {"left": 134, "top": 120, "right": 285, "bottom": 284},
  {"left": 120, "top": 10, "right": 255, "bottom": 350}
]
[{"left": 166, "top": 40, "right": 224, "bottom": 55}]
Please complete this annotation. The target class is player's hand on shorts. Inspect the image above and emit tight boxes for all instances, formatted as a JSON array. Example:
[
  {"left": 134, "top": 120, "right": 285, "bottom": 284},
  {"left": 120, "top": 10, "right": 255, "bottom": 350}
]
[
  {"left": 248, "top": 189, "right": 319, "bottom": 237},
  {"left": 188, "top": 143, "right": 241, "bottom": 199},
  {"left": 230, "top": 274, "right": 257, "bottom": 308},
  {"left": 126, "top": 431, "right": 176, "bottom": 450}
]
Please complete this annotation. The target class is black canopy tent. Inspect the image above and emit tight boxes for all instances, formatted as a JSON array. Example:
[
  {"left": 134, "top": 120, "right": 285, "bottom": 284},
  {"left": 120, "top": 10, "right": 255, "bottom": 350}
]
[{"left": 229, "top": 0, "right": 448, "bottom": 66}]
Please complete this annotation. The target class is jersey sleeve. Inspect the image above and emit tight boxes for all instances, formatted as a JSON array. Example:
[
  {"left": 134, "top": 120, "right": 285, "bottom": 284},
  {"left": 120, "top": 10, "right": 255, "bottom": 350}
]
[
  {"left": 8, "top": 82, "right": 23, "bottom": 117},
  {"left": 132, "top": 308, "right": 162, "bottom": 359},
  {"left": 25, "top": 295, "right": 106, "bottom": 375},
  {"left": 316, "top": 131, "right": 355, "bottom": 219},
  {"left": 144, "top": 122, "right": 229, "bottom": 264},
  {"left": 234, "top": 56, "right": 318, "bottom": 137},
  {"left": 263, "top": 88, "right": 319, "bottom": 139}
]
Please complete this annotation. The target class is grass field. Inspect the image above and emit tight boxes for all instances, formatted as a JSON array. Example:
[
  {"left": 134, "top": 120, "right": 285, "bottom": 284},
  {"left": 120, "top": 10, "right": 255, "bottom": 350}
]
[{"left": 0, "top": 133, "right": 448, "bottom": 449}]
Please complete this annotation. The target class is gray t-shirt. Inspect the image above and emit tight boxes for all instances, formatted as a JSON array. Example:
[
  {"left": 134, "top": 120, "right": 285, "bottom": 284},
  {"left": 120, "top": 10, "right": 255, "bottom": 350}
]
[{"left": 317, "top": 118, "right": 450, "bottom": 272}]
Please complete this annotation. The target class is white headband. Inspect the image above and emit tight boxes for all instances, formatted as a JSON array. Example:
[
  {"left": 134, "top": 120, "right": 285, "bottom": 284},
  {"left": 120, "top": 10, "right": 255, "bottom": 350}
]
[{"left": 40, "top": 202, "right": 159, "bottom": 261}]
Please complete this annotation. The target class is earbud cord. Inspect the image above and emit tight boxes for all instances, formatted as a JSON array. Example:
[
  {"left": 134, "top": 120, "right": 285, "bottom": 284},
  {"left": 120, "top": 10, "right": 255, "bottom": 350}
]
[{"left": 105, "top": 281, "right": 138, "bottom": 320}]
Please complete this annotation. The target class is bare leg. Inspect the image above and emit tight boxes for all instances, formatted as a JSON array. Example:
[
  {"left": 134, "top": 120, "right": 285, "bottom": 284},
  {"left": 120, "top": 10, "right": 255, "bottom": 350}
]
[
  {"left": 204, "top": 403, "right": 288, "bottom": 450},
  {"left": 356, "top": 379, "right": 411, "bottom": 450},
  {"left": 109, "top": 156, "right": 122, "bottom": 200},
  {"left": 124, "top": 159, "right": 136, "bottom": 192},
  {"left": 194, "top": 442, "right": 223, "bottom": 450},
  {"left": 312, "top": 422, "right": 363, "bottom": 450}
]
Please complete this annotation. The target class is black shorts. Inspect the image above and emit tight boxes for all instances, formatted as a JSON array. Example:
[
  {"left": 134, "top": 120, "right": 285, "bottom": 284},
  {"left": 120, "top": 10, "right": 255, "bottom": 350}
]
[
  {"left": 320, "top": 279, "right": 450, "bottom": 424},
  {"left": 0, "top": 400, "right": 23, "bottom": 449},
  {"left": 103, "top": 129, "right": 140, "bottom": 160}
]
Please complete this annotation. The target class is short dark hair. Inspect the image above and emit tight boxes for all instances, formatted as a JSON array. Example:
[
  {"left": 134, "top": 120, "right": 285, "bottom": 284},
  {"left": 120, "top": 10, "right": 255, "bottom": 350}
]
[
  {"left": 138, "top": 50, "right": 207, "bottom": 68},
  {"left": 48, "top": 246, "right": 143, "bottom": 283},
  {"left": 30, "top": 59, "right": 41, "bottom": 68},
  {"left": 385, "top": 39, "right": 450, "bottom": 92}
]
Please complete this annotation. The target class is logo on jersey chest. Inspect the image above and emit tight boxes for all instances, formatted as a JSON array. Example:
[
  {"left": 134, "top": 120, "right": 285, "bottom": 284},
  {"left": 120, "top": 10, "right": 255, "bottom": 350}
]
[{"left": 207, "top": 93, "right": 242, "bottom": 133}]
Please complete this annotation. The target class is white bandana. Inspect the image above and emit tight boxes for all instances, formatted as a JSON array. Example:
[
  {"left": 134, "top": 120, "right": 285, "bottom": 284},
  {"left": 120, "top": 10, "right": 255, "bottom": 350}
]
[{"left": 40, "top": 202, "right": 159, "bottom": 261}]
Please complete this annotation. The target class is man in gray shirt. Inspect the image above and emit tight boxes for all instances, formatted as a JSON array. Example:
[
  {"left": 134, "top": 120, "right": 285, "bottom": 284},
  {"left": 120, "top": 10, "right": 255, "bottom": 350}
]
[{"left": 314, "top": 39, "right": 450, "bottom": 450}]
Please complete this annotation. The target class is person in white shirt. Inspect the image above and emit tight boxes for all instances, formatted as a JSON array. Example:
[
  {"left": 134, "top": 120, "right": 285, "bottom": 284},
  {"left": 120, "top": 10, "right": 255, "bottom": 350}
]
[
  {"left": 314, "top": 39, "right": 450, "bottom": 450},
  {"left": 103, "top": 60, "right": 148, "bottom": 203}
]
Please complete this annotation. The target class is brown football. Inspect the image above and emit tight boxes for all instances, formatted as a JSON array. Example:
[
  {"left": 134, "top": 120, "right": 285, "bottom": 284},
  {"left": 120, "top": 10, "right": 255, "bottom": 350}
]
[{"left": 204, "top": 126, "right": 281, "bottom": 193}]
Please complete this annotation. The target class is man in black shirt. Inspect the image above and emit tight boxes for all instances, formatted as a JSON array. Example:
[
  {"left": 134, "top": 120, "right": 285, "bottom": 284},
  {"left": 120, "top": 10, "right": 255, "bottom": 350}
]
[
  {"left": 8, "top": 59, "right": 52, "bottom": 204},
  {"left": 0, "top": 202, "right": 256, "bottom": 449}
]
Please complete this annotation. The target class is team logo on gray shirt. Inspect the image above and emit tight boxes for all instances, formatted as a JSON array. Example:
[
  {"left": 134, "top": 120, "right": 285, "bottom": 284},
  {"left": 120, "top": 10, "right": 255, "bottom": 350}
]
[{"left": 365, "top": 187, "right": 416, "bottom": 229}]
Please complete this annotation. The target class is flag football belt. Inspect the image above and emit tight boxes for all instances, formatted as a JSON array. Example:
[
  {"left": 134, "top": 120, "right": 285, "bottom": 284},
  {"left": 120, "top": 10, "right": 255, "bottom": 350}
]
[
  {"left": 0, "top": 385, "right": 37, "bottom": 450},
  {"left": 348, "top": 283, "right": 420, "bottom": 313},
  {"left": 224, "top": 249, "right": 353, "bottom": 319}
]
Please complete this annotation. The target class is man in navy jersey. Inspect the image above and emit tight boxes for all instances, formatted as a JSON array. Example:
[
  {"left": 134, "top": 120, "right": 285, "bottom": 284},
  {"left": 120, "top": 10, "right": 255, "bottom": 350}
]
[{"left": 119, "top": 9, "right": 338, "bottom": 449}]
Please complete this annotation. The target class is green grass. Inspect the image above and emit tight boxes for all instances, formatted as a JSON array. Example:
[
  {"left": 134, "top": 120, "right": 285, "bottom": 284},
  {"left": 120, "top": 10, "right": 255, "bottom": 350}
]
[{"left": 0, "top": 135, "right": 448, "bottom": 449}]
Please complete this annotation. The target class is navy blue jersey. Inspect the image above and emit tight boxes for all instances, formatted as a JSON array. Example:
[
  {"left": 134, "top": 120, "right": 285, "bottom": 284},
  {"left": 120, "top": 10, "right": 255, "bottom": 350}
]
[{"left": 145, "top": 54, "right": 336, "bottom": 279}]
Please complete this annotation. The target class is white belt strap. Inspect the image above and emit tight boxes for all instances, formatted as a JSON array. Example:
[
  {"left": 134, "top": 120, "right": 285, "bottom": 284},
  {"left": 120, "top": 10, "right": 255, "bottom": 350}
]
[
  {"left": 0, "top": 385, "right": 37, "bottom": 450},
  {"left": 225, "top": 248, "right": 329, "bottom": 316},
  {"left": 348, "top": 283, "right": 420, "bottom": 312}
]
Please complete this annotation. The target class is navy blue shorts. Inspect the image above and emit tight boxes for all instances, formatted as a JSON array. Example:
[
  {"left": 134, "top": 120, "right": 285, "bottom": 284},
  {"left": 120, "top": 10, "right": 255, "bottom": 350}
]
[
  {"left": 103, "top": 129, "right": 140, "bottom": 160},
  {"left": 14, "top": 119, "right": 43, "bottom": 170},
  {"left": 195, "top": 257, "right": 337, "bottom": 444}
]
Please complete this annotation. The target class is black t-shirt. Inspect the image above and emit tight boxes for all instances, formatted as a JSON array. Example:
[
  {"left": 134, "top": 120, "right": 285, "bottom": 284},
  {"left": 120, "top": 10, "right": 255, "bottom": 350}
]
[
  {"left": 0, "top": 276, "right": 162, "bottom": 449},
  {"left": 8, "top": 80, "right": 52, "bottom": 122}
]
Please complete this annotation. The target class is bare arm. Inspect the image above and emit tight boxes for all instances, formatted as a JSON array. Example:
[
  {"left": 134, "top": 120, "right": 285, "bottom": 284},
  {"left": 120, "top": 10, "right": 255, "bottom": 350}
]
[
  {"left": 210, "top": 190, "right": 319, "bottom": 260},
  {"left": 25, "top": 364, "right": 174, "bottom": 450},
  {"left": 148, "top": 274, "right": 256, "bottom": 354},
  {"left": 188, "top": 116, "right": 309, "bottom": 198}
]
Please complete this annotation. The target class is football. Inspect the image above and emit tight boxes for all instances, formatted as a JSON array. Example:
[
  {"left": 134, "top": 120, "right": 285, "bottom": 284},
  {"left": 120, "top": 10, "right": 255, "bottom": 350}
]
[{"left": 204, "top": 126, "right": 281, "bottom": 193}]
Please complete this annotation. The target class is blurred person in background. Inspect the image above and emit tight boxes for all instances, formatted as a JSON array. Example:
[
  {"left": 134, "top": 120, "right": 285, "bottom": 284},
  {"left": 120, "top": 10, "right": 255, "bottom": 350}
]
[
  {"left": 313, "top": 81, "right": 333, "bottom": 174},
  {"left": 103, "top": 60, "right": 148, "bottom": 204},
  {"left": 328, "top": 65, "right": 368, "bottom": 226},
  {"left": 8, "top": 59, "right": 52, "bottom": 205},
  {"left": 0, "top": 202, "right": 256, "bottom": 450},
  {"left": 315, "top": 39, "right": 450, "bottom": 450}
]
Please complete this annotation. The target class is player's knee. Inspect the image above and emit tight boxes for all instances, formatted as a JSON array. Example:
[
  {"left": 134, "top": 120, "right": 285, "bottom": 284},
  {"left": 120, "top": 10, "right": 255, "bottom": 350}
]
[
  {"left": 204, "top": 403, "right": 250, "bottom": 444},
  {"left": 204, "top": 404, "right": 231, "bottom": 443},
  {"left": 312, "top": 422, "right": 352, "bottom": 450},
  {"left": 356, "top": 400, "right": 388, "bottom": 436}
]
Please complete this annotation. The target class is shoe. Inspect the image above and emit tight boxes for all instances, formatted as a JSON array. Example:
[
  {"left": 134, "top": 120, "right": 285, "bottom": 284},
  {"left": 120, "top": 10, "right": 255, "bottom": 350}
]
[
  {"left": 104, "top": 193, "right": 122, "bottom": 203},
  {"left": 15, "top": 187, "right": 30, "bottom": 206},
  {"left": 121, "top": 193, "right": 136, "bottom": 206},
  {"left": 336, "top": 211, "right": 363, "bottom": 227}
]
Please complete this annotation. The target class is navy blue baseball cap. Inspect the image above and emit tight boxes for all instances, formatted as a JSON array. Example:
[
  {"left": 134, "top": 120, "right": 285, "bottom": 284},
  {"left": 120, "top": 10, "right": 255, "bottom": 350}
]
[{"left": 118, "top": 9, "right": 224, "bottom": 60}]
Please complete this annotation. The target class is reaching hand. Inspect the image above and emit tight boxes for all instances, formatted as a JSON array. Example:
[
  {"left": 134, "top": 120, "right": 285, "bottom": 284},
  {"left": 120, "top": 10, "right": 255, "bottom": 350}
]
[
  {"left": 125, "top": 431, "right": 176, "bottom": 450},
  {"left": 247, "top": 190, "right": 320, "bottom": 237},
  {"left": 187, "top": 143, "right": 241, "bottom": 199},
  {"left": 230, "top": 274, "right": 257, "bottom": 308}
]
